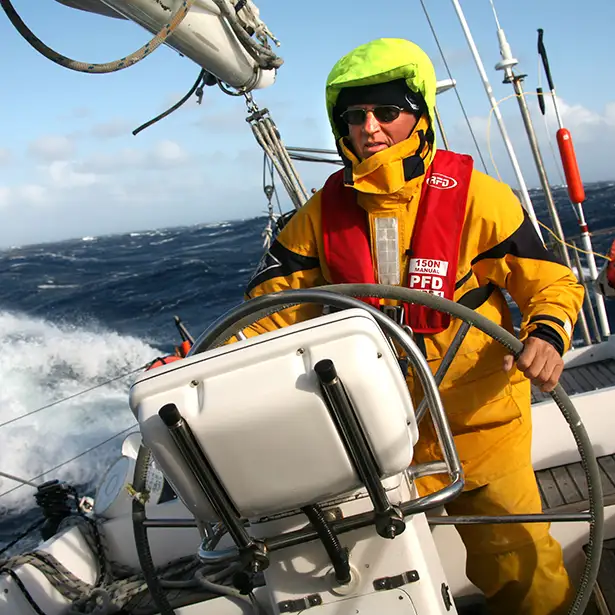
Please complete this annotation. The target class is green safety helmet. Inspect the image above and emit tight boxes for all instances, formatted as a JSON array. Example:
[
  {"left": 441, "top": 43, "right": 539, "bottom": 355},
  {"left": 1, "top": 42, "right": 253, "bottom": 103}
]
[{"left": 326, "top": 38, "right": 437, "bottom": 142}]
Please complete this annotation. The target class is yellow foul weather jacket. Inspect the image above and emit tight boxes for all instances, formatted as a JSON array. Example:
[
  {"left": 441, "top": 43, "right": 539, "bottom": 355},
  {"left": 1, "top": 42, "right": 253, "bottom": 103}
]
[{"left": 241, "top": 39, "right": 584, "bottom": 492}]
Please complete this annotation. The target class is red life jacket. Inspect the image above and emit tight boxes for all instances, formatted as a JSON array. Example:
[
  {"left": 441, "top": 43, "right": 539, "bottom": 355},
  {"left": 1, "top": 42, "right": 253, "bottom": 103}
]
[{"left": 321, "top": 149, "right": 473, "bottom": 334}]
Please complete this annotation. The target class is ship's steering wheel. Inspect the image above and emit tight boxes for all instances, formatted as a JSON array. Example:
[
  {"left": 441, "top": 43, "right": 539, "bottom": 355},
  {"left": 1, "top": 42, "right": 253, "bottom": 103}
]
[{"left": 187, "top": 284, "right": 603, "bottom": 615}]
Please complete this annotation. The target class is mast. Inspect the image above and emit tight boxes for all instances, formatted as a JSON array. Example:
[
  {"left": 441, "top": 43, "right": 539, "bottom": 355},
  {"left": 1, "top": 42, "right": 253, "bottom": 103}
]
[
  {"left": 448, "top": 0, "right": 543, "bottom": 242},
  {"left": 485, "top": 4, "right": 593, "bottom": 345}
]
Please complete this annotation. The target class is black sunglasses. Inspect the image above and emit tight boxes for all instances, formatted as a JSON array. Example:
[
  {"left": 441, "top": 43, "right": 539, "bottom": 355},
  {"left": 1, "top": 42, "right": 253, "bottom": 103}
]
[{"left": 340, "top": 105, "right": 406, "bottom": 126}]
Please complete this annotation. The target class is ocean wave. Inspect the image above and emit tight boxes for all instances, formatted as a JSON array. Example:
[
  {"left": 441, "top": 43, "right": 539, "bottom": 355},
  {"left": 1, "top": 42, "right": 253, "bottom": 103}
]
[
  {"left": 1, "top": 201, "right": 613, "bottom": 536},
  {"left": 37, "top": 284, "right": 80, "bottom": 290},
  {"left": 0, "top": 310, "right": 160, "bottom": 513}
]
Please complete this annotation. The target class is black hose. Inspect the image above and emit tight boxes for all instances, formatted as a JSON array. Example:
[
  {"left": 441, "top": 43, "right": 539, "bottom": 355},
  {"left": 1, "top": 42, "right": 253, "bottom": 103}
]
[
  {"left": 132, "top": 69, "right": 208, "bottom": 136},
  {"left": 132, "top": 445, "right": 176, "bottom": 615},
  {"left": 301, "top": 504, "right": 351, "bottom": 585}
]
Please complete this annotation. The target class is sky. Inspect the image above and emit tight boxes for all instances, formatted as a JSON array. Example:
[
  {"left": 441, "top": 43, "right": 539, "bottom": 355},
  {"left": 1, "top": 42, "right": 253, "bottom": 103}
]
[{"left": 0, "top": 0, "right": 614, "bottom": 247}]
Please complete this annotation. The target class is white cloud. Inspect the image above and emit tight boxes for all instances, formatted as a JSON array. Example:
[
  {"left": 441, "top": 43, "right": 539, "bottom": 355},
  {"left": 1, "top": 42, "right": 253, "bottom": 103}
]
[
  {"left": 28, "top": 136, "right": 75, "bottom": 162},
  {"left": 549, "top": 97, "right": 615, "bottom": 143},
  {"left": 2, "top": 94, "right": 613, "bottom": 249},
  {"left": 91, "top": 119, "right": 133, "bottom": 139},
  {"left": 15, "top": 184, "right": 48, "bottom": 206},
  {"left": 0, "top": 186, "right": 9, "bottom": 208},
  {"left": 447, "top": 96, "right": 615, "bottom": 185},
  {"left": 47, "top": 161, "right": 100, "bottom": 189},
  {"left": 152, "top": 140, "right": 187, "bottom": 163},
  {"left": 77, "top": 140, "right": 188, "bottom": 175},
  {"left": 79, "top": 148, "right": 147, "bottom": 174},
  {"left": 0, "top": 185, "right": 48, "bottom": 210},
  {"left": 194, "top": 104, "right": 250, "bottom": 135},
  {"left": 0, "top": 134, "right": 257, "bottom": 245},
  {"left": 0, "top": 146, "right": 266, "bottom": 247}
]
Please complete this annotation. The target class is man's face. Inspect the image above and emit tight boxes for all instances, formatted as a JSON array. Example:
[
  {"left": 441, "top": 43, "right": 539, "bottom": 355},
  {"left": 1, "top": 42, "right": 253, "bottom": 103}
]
[{"left": 343, "top": 104, "right": 418, "bottom": 160}]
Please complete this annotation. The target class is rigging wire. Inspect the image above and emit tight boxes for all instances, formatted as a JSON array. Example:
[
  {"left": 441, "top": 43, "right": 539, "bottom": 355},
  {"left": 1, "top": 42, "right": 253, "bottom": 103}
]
[
  {"left": 288, "top": 153, "right": 343, "bottom": 165},
  {"left": 419, "top": 0, "right": 489, "bottom": 173},
  {"left": 0, "top": 472, "right": 38, "bottom": 488},
  {"left": 263, "top": 153, "right": 283, "bottom": 217},
  {"left": 260, "top": 153, "right": 284, "bottom": 248},
  {"left": 537, "top": 221, "right": 610, "bottom": 262},
  {"left": 245, "top": 93, "right": 308, "bottom": 209},
  {"left": 487, "top": 0, "right": 502, "bottom": 29},
  {"left": 0, "top": 364, "right": 149, "bottom": 431},
  {"left": 286, "top": 146, "right": 343, "bottom": 166},
  {"left": 0, "top": 424, "right": 139, "bottom": 500}
]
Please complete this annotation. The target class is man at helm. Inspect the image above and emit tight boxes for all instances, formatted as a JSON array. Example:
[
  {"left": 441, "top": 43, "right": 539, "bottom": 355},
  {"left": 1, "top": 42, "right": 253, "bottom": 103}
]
[{"left": 244, "top": 38, "right": 583, "bottom": 614}]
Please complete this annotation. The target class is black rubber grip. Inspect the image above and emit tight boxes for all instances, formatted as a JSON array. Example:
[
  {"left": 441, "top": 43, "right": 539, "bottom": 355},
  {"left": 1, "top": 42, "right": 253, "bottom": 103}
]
[
  {"left": 158, "top": 403, "right": 182, "bottom": 427},
  {"left": 314, "top": 359, "right": 337, "bottom": 384}
]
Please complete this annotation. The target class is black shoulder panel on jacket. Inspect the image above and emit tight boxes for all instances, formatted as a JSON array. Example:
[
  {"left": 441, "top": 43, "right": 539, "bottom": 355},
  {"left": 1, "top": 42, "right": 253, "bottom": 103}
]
[
  {"left": 245, "top": 240, "right": 320, "bottom": 295},
  {"left": 471, "top": 210, "right": 562, "bottom": 266},
  {"left": 455, "top": 268, "right": 474, "bottom": 290}
]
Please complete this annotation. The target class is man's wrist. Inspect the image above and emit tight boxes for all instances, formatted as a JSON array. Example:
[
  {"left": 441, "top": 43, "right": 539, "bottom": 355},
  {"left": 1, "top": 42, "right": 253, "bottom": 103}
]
[{"left": 527, "top": 323, "right": 565, "bottom": 356}]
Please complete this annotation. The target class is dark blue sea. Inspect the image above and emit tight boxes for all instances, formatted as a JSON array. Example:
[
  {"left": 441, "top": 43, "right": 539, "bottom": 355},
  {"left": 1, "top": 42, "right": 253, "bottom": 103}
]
[{"left": 1, "top": 182, "right": 614, "bottom": 553}]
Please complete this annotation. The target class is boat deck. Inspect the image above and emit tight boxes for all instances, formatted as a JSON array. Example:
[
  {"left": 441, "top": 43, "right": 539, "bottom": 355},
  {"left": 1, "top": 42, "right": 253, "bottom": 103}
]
[
  {"left": 531, "top": 356, "right": 615, "bottom": 511},
  {"left": 458, "top": 356, "right": 615, "bottom": 613},
  {"left": 590, "top": 538, "right": 615, "bottom": 614},
  {"left": 532, "top": 356, "right": 615, "bottom": 613},
  {"left": 536, "top": 454, "right": 615, "bottom": 513},
  {"left": 531, "top": 358, "right": 615, "bottom": 404},
  {"left": 455, "top": 456, "right": 615, "bottom": 614}
]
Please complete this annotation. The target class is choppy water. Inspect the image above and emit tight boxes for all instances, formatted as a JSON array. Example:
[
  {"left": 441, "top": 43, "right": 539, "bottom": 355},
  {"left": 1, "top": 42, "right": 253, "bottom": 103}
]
[{"left": 0, "top": 182, "right": 614, "bottom": 552}]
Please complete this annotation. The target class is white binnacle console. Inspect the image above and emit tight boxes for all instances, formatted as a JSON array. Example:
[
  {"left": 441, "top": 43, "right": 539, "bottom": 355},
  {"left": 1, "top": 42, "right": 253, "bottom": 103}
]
[
  {"left": 129, "top": 308, "right": 458, "bottom": 614},
  {"left": 129, "top": 308, "right": 419, "bottom": 520}
]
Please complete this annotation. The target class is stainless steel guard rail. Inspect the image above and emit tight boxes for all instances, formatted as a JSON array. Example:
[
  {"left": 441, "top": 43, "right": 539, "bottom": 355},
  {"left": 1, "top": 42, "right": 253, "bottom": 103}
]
[{"left": 189, "top": 288, "right": 465, "bottom": 517}]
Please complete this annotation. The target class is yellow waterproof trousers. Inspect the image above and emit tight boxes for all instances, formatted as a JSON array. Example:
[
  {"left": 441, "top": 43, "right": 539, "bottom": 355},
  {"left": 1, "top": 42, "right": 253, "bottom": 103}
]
[{"left": 420, "top": 463, "right": 574, "bottom": 615}]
